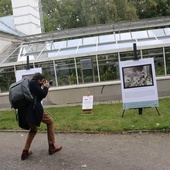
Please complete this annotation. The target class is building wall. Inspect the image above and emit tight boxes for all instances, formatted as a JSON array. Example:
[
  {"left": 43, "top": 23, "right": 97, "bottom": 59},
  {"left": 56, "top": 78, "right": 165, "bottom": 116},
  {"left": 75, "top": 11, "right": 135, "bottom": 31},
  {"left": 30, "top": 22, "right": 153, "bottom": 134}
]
[
  {"left": 1, "top": 78, "right": 170, "bottom": 109},
  {"left": 11, "top": 0, "right": 42, "bottom": 35}
]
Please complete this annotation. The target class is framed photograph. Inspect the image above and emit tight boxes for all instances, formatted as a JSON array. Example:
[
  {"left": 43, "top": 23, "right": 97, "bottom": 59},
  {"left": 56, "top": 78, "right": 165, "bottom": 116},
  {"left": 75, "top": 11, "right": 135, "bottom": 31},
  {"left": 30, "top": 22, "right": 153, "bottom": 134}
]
[
  {"left": 22, "top": 74, "right": 34, "bottom": 80},
  {"left": 122, "top": 64, "right": 154, "bottom": 89}
]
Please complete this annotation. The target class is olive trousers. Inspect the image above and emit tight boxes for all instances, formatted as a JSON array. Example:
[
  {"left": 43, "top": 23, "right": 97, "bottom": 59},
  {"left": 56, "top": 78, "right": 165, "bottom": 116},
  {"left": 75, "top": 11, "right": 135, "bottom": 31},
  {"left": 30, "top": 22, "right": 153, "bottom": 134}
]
[{"left": 24, "top": 112, "right": 55, "bottom": 150}]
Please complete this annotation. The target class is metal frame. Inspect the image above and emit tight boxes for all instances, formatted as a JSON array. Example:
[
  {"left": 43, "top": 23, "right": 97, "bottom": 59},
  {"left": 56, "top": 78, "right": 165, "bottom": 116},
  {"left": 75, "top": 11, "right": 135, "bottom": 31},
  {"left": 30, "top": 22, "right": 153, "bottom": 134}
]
[{"left": 0, "top": 17, "right": 170, "bottom": 66}]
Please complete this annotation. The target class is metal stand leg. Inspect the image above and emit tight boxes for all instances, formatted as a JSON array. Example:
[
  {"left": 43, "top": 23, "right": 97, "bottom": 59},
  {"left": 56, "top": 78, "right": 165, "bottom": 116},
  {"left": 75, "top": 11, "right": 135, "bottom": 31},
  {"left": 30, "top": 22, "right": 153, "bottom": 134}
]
[
  {"left": 138, "top": 108, "right": 143, "bottom": 115},
  {"left": 155, "top": 107, "right": 161, "bottom": 116},
  {"left": 121, "top": 110, "right": 125, "bottom": 117}
]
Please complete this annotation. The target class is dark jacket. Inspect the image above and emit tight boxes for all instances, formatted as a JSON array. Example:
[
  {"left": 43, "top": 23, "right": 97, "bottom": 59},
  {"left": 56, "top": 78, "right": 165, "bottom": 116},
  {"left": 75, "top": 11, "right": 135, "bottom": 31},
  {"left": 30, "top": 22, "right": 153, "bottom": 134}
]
[{"left": 18, "top": 79, "right": 48, "bottom": 130}]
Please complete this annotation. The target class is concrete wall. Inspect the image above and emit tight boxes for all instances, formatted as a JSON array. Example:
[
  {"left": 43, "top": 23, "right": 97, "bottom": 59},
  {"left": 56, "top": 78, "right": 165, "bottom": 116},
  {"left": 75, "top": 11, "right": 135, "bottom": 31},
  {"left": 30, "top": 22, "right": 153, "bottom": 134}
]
[
  {"left": 1, "top": 77, "right": 170, "bottom": 109},
  {"left": 46, "top": 82, "right": 122, "bottom": 106}
]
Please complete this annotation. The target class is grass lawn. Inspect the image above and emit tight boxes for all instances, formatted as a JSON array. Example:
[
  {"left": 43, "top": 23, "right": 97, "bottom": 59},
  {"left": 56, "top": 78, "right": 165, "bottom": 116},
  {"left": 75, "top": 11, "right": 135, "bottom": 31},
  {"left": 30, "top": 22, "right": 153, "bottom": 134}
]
[{"left": 0, "top": 98, "right": 170, "bottom": 133}]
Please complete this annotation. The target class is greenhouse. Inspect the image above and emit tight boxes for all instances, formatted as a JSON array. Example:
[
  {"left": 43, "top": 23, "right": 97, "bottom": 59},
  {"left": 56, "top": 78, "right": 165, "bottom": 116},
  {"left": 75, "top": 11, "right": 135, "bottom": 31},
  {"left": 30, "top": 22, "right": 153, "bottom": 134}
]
[
  {"left": 0, "top": 16, "right": 170, "bottom": 107},
  {"left": 1, "top": 17, "right": 170, "bottom": 90}
]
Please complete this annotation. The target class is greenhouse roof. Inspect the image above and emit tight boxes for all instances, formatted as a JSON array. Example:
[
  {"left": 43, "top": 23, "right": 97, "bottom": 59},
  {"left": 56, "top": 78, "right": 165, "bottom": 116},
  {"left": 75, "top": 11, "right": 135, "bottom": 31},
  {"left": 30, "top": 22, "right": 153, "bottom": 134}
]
[{"left": 0, "top": 17, "right": 170, "bottom": 67}]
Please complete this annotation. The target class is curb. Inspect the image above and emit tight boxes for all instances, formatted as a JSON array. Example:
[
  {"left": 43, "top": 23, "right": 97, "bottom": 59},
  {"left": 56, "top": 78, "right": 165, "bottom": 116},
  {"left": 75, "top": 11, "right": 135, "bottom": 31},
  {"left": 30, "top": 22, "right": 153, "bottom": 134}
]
[{"left": 0, "top": 129, "right": 169, "bottom": 135}]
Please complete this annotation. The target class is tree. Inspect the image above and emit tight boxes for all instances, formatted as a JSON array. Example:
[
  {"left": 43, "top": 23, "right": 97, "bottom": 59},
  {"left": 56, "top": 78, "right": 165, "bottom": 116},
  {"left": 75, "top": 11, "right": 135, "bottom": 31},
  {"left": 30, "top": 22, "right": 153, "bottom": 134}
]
[
  {"left": 42, "top": 0, "right": 138, "bottom": 31},
  {"left": 114, "top": 0, "right": 137, "bottom": 21},
  {"left": 81, "top": 0, "right": 138, "bottom": 25},
  {"left": 133, "top": 0, "right": 170, "bottom": 18},
  {"left": 0, "top": 0, "right": 169, "bottom": 32},
  {"left": 81, "top": 0, "right": 117, "bottom": 25},
  {"left": 0, "top": 0, "right": 12, "bottom": 17},
  {"left": 42, "top": 0, "right": 84, "bottom": 30}
]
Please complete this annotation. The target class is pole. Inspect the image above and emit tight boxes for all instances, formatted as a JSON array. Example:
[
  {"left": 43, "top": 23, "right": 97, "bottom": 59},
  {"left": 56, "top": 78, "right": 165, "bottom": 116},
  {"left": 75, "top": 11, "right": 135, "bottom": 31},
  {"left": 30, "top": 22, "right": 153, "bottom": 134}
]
[
  {"left": 133, "top": 43, "right": 138, "bottom": 60},
  {"left": 133, "top": 43, "right": 142, "bottom": 115},
  {"left": 26, "top": 56, "right": 30, "bottom": 70}
]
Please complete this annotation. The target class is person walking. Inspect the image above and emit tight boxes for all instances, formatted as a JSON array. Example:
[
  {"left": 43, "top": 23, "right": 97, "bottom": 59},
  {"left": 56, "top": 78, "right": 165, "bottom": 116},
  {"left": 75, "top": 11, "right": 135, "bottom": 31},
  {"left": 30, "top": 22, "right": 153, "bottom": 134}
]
[{"left": 18, "top": 72, "right": 62, "bottom": 160}]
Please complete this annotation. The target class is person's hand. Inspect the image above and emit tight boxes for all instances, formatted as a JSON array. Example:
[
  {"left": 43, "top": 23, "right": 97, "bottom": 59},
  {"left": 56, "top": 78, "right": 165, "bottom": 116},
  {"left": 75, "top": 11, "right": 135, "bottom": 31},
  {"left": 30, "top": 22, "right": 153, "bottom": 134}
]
[{"left": 43, "top": 80, "right": 50, "bottom": 89}]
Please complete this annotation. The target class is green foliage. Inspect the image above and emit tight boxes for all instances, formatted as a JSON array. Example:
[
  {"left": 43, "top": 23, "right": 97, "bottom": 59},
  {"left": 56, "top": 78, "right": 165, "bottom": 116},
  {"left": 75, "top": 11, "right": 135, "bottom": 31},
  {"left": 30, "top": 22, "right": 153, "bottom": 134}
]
[
  {"left": 41, "top": 0, "right": 170, "bottom": 31},
  {"left": 134, "top": 0, "right": 170, "bottom": 18},
  {"left": 0, "top": 0, "right": 12, "bottom": 17},
  {"left": 0, "top": 98, "right": 170, "bottom": 132},
  {"left": 42, "top": 0, "right": 84, "bottom": 30},
  {"left": 41, "top": 0, "right": 138, "bottom": 31},
  {"left": 0, "top": 0, "right": 169, "bottom": 32}
]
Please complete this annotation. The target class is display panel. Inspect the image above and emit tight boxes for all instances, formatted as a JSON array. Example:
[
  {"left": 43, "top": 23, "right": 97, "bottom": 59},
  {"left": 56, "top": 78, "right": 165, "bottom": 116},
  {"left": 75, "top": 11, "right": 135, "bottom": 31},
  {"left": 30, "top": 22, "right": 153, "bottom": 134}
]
[
  {"left": 16, "top": 68, "right": 42, "bottom": 82},
  {"left": 119, "top": 58, "right": 158, "bottom": 109}
]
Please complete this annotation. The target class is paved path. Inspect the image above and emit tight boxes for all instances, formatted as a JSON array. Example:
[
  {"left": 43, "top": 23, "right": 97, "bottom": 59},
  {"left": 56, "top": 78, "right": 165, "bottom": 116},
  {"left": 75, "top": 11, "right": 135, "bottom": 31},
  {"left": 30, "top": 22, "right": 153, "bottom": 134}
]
[{"left": 0, "top": 132, "right": 170, "bottom": 170}]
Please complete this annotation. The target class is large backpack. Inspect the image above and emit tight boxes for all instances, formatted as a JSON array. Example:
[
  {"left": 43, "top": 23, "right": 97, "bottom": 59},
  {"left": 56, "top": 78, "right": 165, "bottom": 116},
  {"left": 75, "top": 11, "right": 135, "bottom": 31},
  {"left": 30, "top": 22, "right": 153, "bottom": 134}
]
[{"left": 9, "top": 78, "right": 34, "bottom": 109}]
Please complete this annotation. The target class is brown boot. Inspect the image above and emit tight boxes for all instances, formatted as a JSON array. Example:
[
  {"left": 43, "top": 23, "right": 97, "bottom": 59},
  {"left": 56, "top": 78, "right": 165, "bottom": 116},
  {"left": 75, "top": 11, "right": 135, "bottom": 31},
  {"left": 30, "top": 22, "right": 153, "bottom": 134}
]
[
  {"left": 21, "top": 150, "right": 32, "bottom": 160},
  {"left": 49, "top": 144, "right": 62, "bottom": 155}
]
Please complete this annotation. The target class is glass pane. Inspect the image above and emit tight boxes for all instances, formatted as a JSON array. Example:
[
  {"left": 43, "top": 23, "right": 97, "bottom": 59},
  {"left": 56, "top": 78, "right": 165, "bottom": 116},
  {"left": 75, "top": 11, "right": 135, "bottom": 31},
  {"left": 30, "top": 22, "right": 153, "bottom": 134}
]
[
  {"left": 120, "top": 50, "right": 141, "bottom": 61},
  {"left": 142, "top": 48, "right": 164, "bottom": 76},
  {"left": 165, "top": 47, "right": 170, "bottom": 75},
  {"left": 120, "top": 32, "right": 132, "bottom": 41},
  {"left": 83, "top": 37, "right": 97, "bottom": 45},
  {"left": 16, "top": 64, "right": 34, "bottom": 70},
  {"left": 97, "top": 44, "right": 116, "bottom": 52},
  {"left": 0, "top": 67, "right": 15, "bottom": 93},
  {"left": 148, "top": 29, "right": 165, "bottom": 37},
  {"left": 77, "top": 46, "right": 97, "bottom": 54},
  {"left": 164, "top": 28, "right": 170, "bottom": 36},
  {"left": 67, "top": 39, "right": 82, "bottom": 48},
  {"left": 137, "top": 39, "right": 159, "bottom": 46},
  {"left": 47, "top": 41, "right": 67, "bottom": 51},
  {"left": 98, "top": 53, "right": 119, "bottom": 81},
  {"left": 132, "top": 31, "right": 148, "bottom": 39},
  {"left": 99, "top": 34, "right": 115, "bottom": 43},
  {"left": 57, "top": 48, "right": 77, "bottom": 56},
  {"left": 34, "top": 61, "right": 56, "bottom": 86},
  {"left": 118, "top": 41, "right": 136, "bottom": 49},
  {"left": 55, "top": 59, "right": 77, "bottom": 86},
  {"left": 76, "top": 56, "right": 98, "bottom": 84}
]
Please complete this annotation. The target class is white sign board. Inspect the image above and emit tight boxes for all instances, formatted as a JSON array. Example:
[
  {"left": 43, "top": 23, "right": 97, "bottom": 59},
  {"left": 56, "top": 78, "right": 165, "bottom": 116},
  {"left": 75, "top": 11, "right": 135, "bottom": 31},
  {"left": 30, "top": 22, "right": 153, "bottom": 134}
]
[
  {"left": 82, "top": 95, "right": 93, "bottom": 110},
  {"left": 119, "top": 58, "right": 158, "bottom": 109},
  {"left": 16, "top": 68, "right": 42, "bottom": 82}
]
